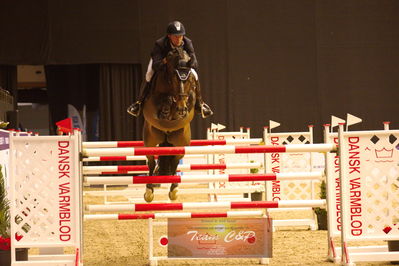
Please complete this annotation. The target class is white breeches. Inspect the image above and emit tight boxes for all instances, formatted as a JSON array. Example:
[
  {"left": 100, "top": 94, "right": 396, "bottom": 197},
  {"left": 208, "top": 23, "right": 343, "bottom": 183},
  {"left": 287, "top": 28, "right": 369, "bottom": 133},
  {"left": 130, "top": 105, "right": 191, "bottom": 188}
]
[{"left": 145, "top": 58, "right": 198, "bottom": 82}]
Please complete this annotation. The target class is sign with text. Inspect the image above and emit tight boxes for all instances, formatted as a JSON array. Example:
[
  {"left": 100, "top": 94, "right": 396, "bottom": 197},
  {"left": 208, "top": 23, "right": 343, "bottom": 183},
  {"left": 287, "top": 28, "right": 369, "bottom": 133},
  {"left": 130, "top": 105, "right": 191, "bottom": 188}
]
[
  {"left": 339, "top": 131, "right": 399, "bottom": 241},
  {"left": 10, "top": 135, "right": 81, "bottom": 246},
  {"left": 168, "top": 218, "right": 272, "bottom": 258}
]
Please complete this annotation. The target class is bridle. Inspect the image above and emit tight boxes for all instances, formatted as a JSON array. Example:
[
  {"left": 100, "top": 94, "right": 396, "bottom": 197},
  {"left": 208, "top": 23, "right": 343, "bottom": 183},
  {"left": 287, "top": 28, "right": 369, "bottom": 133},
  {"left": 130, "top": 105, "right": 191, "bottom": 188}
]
[
  {"left": 166, "top": 48, "right": 192, "bottom": 103},
  {"left": 174, "top": 67, "right": 191, "bottom": 102}
]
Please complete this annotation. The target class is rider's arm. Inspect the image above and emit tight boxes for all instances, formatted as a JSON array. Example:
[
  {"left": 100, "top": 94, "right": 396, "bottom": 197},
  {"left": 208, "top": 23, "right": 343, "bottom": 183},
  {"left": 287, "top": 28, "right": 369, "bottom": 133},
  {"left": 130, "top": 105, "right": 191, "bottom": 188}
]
[
  {"left": 151, "top": 42, "right": 166, "bottom": 71},
  {"left": 184, "top": 38, "right": 198, "bottom": 69}
]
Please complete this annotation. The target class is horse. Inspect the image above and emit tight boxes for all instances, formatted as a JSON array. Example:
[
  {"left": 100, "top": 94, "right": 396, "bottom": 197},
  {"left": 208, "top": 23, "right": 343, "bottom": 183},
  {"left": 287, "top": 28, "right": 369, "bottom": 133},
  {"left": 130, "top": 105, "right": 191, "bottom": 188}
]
[{"left": 142, "top": 47, "right": 197, "bottom": 202}]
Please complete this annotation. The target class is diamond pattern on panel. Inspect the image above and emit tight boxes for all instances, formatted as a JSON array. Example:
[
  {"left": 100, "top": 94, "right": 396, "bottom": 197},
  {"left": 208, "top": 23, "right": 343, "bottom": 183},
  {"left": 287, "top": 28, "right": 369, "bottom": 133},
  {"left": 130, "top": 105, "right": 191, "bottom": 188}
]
[
  {"left": 273, "top": 134, "right": 315, "bottom": 201},
  {"left": 211, "top": 133, "right": 253, "bottom": 189},
  {"left": 370, "top": 135, "right": 380, "bottom": 144},
  {"left": 298, "top": 135, "right": 306, "bottom": 142},
  {"left": 389, "top": 134, "right": 397, "bottom": 144},
  {"left": 12, "top": 141, "right": 59, "bottom": 244},
  {"left": 281, "top": 135, "right": 309, "bottom": 145},
  {"left": 359, "top": 134, "right": 399, "bottom": 238}
]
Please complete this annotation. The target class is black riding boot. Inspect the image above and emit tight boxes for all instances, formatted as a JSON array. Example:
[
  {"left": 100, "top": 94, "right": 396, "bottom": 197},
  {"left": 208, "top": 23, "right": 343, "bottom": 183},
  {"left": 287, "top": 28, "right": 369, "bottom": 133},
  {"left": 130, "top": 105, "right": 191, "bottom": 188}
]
[
  {"left": 127, "top": 82, "right": 151, "bottom": 117},
  {"left": 194, "top": 80, "right": 213, "bottom": 118}
]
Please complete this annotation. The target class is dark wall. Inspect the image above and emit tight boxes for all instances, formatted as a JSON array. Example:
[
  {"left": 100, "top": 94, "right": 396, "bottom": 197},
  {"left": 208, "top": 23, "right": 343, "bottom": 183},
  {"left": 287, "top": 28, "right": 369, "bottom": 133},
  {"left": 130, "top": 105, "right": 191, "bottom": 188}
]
[
  {"left": 137, "top": 0, "right": 399, "bottom": 140},
  {"left": 0, "top": 0, "right": 140, "bottom": 64},
  {"left": 316, "top": 1, "right": 399, "bottom": 135},
  {"left": 1, "top": 0, "right": 399, "bottom": 141}
]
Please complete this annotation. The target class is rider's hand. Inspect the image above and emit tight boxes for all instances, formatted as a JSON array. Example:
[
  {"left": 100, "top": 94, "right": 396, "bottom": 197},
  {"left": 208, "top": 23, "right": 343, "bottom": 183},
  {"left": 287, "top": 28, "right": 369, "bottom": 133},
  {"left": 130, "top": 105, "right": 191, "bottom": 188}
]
[{"left": 162, "top": 58, "right": 167, "bottom": 64}]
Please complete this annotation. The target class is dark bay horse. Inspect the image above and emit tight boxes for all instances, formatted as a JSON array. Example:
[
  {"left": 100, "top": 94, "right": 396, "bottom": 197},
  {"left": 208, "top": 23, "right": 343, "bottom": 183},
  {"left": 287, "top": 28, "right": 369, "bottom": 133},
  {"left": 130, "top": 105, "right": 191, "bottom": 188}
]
[{"left": 142, "top": 47, "right": 197, "bottom": 202}]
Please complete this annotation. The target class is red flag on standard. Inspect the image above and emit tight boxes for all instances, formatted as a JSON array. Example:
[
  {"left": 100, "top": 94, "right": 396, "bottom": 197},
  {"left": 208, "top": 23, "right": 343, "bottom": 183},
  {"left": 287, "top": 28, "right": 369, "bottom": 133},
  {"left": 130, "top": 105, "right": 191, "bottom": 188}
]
[{"left": 56, "top": 118, "right": 72, "bottom": 133}]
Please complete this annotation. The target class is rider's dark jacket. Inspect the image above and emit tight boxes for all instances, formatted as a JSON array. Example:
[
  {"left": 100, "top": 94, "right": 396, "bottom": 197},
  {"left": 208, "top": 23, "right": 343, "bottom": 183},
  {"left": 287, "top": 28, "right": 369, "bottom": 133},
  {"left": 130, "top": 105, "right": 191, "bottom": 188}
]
[{"left": 151, "top": 36, "right": 198, "bottom": 72}]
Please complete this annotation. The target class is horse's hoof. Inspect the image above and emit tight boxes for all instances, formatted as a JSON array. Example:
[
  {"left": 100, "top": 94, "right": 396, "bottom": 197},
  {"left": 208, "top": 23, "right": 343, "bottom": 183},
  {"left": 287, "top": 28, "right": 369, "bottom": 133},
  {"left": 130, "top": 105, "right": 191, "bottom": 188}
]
[
  {"left": 169, "top": 187, "right": 178, "bottom": 201},
  {"left": 144, "top": 188, "right": 154, "bottom": 203}
]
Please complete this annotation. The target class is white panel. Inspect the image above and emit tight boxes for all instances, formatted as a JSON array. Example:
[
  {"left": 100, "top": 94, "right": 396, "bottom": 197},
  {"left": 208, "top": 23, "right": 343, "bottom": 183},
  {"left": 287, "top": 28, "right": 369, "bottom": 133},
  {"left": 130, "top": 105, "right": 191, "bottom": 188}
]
[{"left": 17, "top": 65, "right": 46, "bottom": 83}]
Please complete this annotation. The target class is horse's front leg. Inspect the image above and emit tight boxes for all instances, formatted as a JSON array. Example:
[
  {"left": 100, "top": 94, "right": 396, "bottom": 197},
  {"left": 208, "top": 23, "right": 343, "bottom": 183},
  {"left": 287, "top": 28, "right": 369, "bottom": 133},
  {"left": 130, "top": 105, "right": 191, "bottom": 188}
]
[
  {"left": 168, "top": 155, "right": 183, "bottom": 201},
  {"left": 143, "top": 122, "right": 164, "bottom": 203},
  {"left": 144, "top": 155, "right": 156, "bottom": 203},
  {"left": 167, "top": 126, "right": 191, "bottom": 201},
  {"left": 147, "top": 155, "right": 156, "bottom": 176}
]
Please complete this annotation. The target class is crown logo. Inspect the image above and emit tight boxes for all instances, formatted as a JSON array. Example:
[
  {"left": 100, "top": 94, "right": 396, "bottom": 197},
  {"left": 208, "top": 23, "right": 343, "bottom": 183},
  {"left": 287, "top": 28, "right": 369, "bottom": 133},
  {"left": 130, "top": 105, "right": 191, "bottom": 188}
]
[
  {"left": 174, "top": 22, "right": 181, "bottom": 30},
  {"left": 375, "top": 148, "right": 393, "bottom": 158}
]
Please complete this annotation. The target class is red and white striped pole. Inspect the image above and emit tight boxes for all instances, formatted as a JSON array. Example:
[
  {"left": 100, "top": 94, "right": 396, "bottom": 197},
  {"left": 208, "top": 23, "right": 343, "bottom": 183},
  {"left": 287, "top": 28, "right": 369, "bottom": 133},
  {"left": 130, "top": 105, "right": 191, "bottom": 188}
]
[
  {"left": 84, "top": 210, "right": 264, "bottom": 220},
  {"left": 82, "top": 155, "right": 148, "bottom": 162},
  {"left": 82, "top": 143, "right": 335, "bottom": 157},
  {"left": 86, "top": 199, "right": 326, "bottom": 212},
  {"left": 82, "top": 154, "right": 206, "bottom": 162},
  {"left": 82, "top": 138, "right": 262, "bottom": 148},
  {"left": 84, "top": 172, "right": 323, "bottom": 185},
  {"left": 82, "top": 162, "right": 262, "bottom": 175}
]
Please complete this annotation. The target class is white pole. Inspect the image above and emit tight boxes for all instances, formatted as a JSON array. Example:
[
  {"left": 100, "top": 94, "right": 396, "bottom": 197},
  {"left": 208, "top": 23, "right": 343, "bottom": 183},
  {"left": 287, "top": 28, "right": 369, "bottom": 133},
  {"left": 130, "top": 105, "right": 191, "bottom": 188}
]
[
  {"left": 338, "top": 123, "right": 349, "bottom": 264},
  {"left": 148, "top": 218, "right": 154, "bottom": 265}
]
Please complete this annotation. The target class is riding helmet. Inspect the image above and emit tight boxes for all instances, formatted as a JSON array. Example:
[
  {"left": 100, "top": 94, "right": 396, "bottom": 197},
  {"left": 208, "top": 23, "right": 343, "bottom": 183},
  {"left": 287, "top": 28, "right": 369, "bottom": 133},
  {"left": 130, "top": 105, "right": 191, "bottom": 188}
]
[{"left": 166, "top": 21, "right": 186, "bottom": 35}]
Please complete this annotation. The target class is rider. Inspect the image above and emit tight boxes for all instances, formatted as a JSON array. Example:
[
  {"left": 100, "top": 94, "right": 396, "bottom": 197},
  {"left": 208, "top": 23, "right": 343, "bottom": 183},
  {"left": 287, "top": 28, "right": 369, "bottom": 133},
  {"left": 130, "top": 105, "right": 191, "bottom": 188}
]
[{"left": 127, "top": 21, "right": 213, "bottom": 118}]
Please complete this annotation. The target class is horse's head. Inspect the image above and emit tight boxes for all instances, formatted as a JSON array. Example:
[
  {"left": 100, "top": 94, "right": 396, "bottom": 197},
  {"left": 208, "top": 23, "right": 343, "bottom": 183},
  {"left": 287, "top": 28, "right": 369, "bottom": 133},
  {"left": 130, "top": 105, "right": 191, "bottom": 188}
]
[
  {"left": 165, "top": 47, "right": 191, "bottom": 73},
  {"left": 164, "top": 47, "right": 196, "bottom": 120}
]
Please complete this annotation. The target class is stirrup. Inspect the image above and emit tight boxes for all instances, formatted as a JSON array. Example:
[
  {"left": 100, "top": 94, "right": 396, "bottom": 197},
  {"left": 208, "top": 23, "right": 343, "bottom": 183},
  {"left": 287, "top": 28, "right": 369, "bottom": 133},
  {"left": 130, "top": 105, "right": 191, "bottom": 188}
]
[
  {"left": 127, "top": 101, "right": 142, "bottom": 117},
  {"left": 200, "top": 103, "right": 213, "bottom": 118}
]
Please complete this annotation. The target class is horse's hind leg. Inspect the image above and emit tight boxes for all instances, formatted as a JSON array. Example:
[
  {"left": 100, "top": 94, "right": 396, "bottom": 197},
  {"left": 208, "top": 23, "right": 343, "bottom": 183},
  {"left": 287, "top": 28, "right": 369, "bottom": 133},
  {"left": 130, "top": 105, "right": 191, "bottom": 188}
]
[{"left": 144, "top": 155, "right": 156, "bottom": 203}]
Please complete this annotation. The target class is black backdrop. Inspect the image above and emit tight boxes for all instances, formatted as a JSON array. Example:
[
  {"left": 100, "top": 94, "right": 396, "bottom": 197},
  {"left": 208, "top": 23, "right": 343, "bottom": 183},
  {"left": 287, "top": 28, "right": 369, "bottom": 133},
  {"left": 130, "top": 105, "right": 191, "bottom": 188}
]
[{"left": 1, "top": 0, "right": 398, "bottom": 141}]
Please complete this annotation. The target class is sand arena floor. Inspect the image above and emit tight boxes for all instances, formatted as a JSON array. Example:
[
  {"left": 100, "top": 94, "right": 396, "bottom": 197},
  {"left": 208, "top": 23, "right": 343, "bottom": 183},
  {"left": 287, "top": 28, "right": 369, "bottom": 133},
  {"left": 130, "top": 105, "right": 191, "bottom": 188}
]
[{"left": 45, "top": 186, "right": 394, "bottom": 266}]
